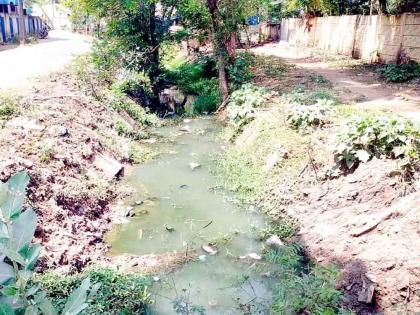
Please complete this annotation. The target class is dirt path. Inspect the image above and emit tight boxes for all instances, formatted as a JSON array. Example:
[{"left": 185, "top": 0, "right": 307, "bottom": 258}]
[
  {"left": 252, "top": 42, "right": 420, "bottom": 121},
  {"left": 0, "top": 30, "right": 90, "bottom": 92}
]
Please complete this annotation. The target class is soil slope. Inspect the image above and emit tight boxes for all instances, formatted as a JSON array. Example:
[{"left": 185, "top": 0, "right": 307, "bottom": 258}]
[
  {"left": 293, "top": 159, "right": 419, "bottom": 314},
  {"left": 0, "top": 71, "right": 136, "bottom": 273}
]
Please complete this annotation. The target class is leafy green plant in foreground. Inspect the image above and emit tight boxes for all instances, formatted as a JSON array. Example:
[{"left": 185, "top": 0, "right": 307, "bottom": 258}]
[
  {"left": 334, "top": 116, "right": 420, "bottom": 171},
  {"left": 227, "top": 84, "right": 270, "bottom": 133},
  {"left": 35, "top": 267, "right": 151, "bottom": 314},
  {"left": 0, "top": 172, "right": 97, "bottom": 314}
]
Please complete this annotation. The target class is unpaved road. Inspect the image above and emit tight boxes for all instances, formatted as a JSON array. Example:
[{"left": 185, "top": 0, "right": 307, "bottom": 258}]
[
  {"left": 0, "top": 30, "right": 90, "bottom": 92},
  {"left": 253, "top": 42, "right": 420, "bottom": 121}
]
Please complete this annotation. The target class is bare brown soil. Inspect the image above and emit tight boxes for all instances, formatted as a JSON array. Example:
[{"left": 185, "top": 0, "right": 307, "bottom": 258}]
[
  {"left": 0, "top": 70, "right": 147, "bottom": 273},
  {"left": 294, "top": 159, "right": 419, "bottom": 314}
]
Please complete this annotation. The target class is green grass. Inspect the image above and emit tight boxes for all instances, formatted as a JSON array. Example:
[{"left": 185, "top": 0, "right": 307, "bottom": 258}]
[
  {"left": 0, "top": 94, "right": 19, "bottom": 120},
  {"left": 34, "top": 267, "right": 152, "bottom": 315},
  {"left": 129, "top": 142, "right": 158, "bottom": 164}
]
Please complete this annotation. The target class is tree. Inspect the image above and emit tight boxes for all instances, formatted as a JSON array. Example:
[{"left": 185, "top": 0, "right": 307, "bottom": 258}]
[
  {"left": 207, "top": 0, "right": 230, "bottom": 104},
  {"left": 78, "top": 0, "right": 179, "bottom": 111}
]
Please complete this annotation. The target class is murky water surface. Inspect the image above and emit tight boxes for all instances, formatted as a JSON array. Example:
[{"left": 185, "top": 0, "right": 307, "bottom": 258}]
[{"left": 108, "top": 118, "right": 273, "bottom": 314}]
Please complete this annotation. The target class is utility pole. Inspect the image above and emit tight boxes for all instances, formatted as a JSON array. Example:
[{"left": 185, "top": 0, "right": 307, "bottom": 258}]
[{"left": 18, "top": 0, "right": 25, "bottom": 45}]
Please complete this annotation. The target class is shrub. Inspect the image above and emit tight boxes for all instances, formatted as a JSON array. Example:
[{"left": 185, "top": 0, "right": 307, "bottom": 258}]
[
  {"left": 227, "top": 84, "right": 270, "bottom": 132},
  {"left": 109, "top": 92, "right": 158, "bottom": 126},
  {"left": 307, "top": 74, "right": 331, "bottom": 86},
  {"left": 165, "top": 58, "right": 221, "bottom": 114},
  {"left": 115, "top": 120, "right": 149, "bottom": 140},
  {"left": 334, "top": 116, "right": 420, "bottom": 170},
  {"left": 376, "top": 62, "right": 420, "bottom": 83},
  {"left": 35, "top": 267, "right": 151, "bottom": 314},
  {"left": 286, "top": 99, "right": 333, "bottom": 130},
  {"left": 227, "top": 52, "right": 255, "bottom": 88},
  {"left": 112, "top": 70, "right": 153, "bottom": 101},
  {"left": 0, "top": 94, "right": 19, "bottom": 119}
]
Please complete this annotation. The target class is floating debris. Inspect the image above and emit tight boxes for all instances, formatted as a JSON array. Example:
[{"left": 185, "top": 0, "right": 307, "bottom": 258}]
[
  {"left": 189, "top": 162, "right": 201, "bottom": 170},
  {"left": 164, "top": 224, "right": 175, "bottom": 232},
  {"left": 202, "top": 244, "right": 218, "bottom": 256},
  {"left": 239, "top": 253, "right": 262, "bottom": 260}
]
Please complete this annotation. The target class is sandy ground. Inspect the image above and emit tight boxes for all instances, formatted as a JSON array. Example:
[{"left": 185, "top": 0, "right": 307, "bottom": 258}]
[
  {"left": 252, "top": 41, "right": 420, "bottom": 121},
  {"left": 0, "top": 30, "right": 90, "bottom": 92}
]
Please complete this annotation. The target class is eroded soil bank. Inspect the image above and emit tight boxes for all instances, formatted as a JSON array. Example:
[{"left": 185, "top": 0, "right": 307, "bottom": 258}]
[{"left": 0, "top": 69, "right": 156, "bottom": 273}]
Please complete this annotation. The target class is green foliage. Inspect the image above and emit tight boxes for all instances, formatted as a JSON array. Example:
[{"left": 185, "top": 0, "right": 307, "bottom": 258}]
[
  {"left": 260, "top": 220, "right": 297, "bottom": 240},
  {"left": 0, "top": 172, "right": 95, "bottom": 314},
  {"left": 286, "top": 99, "right": 333, "bottom": 130},
  {"left": 271, "top": 262, "right": 346, "bottom": 314},
  {"left": 264, "top": 245, "right": 351, "bottom": 314},
  {"left": 112, "top": 70, "right": 153, "bottom": 100},
  {"left": 115, "top": 120, "right": 149, "bottom": 140},
  {"left": 110, "top": 92, "right": 158, "bottom": 126},
  {"left": 227, "top": 52, "right": 255, "bottom": 88},
  {"left": 128, "top": 142, "right": 157, "bottom": 164},
  {"left": 165, "top": 57, "right": 221, "bottom": 114},
  {"left": 0, "top": 95, "right": 19, "bottom": 120},
  {"left": 334, "top": 116, "right": 420, "bottom": 171},
  {"left": 376, "top": 62, "right": 420, "bottom": 83},
  {"left": 308, "top": 74, "right": 331, "bottom": 86},
  {"left": 227, "top": 84, "right": 270, "bottom": 133},
  {"left": 35, "top": 267, "right": 151, "bottom": 314}
]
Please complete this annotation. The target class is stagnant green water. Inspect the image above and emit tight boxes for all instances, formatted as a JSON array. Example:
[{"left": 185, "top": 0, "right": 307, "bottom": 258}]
[{"left": 107, "top": 118, "right": 275, "bottom": 314}]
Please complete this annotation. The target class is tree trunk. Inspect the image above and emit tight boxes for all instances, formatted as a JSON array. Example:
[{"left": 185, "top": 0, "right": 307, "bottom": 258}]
[
  {"left": 18, "top": 0, "right": 25, "bottom": 45},
  {"left": 207, "top": 0, "right": 229, "bottom": 105},
  {"left": 148, "top": 3, "right": 161, "bottom": 109}
]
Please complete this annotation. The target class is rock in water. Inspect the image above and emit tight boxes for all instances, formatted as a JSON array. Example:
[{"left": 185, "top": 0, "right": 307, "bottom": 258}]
[
  {"left": 189, "top": 162, "right": 201, "bottom": 170},
  {"left": 202, "top": 244, "right": 218, "bottom": 255},
  {"left": 265, "top": 235, "right": 284, "bottom": 249}
]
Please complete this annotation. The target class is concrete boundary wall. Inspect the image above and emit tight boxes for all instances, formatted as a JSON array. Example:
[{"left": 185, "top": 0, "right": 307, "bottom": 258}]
[
  {"left": 0, "top": 7, "right": 43, "bottom": 44},
  {"left": 280, "top": 13, "right": 420, "bottom": 63}
]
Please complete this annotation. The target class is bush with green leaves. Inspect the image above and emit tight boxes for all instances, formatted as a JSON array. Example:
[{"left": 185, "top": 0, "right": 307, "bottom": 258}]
[
  {"left": 227, "top": 84, "right": 270, "bottom": 132},
  {"left": 227, "top": 52, "right": 255, "bottom": 88},
  {"left": 164, "top": 57, "right": 221, "bottom": 114},
  {"left": 109, "top": 92, "right": 158, "bottom": 126},
  {"left": 376, "top": 62, "right": 420, "bottom": 83},
  {"left": 115, "top": 120, "right": 149, "bottom": 140},
  {"left": 334, "top": 116, "right": 420, "bottom": 171},
  {"left": 112, "top": 70, "right": 154, "bottom": 102},
  {"left": 286, "top": 99, "right": 333, "bottom": 130},
  {"left": 0, "top": 172, "right": 96, "bottom": 314},
  {"left": 35, "top": 267, "right": 151, "bottom": 314},
  {"left": 0, "top": 95, "right": 19, "bottom": 120}
]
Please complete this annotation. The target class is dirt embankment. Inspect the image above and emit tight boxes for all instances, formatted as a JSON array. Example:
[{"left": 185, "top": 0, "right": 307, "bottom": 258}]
[
  {"left": 293, "top": 159, "right": 419, "bottom": 314},
  {"left": 242, "top": 47, "right": 420, "bottom": 314},
  {"left": 0, "top": 71, "right": 146, "bottom": 273}
]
